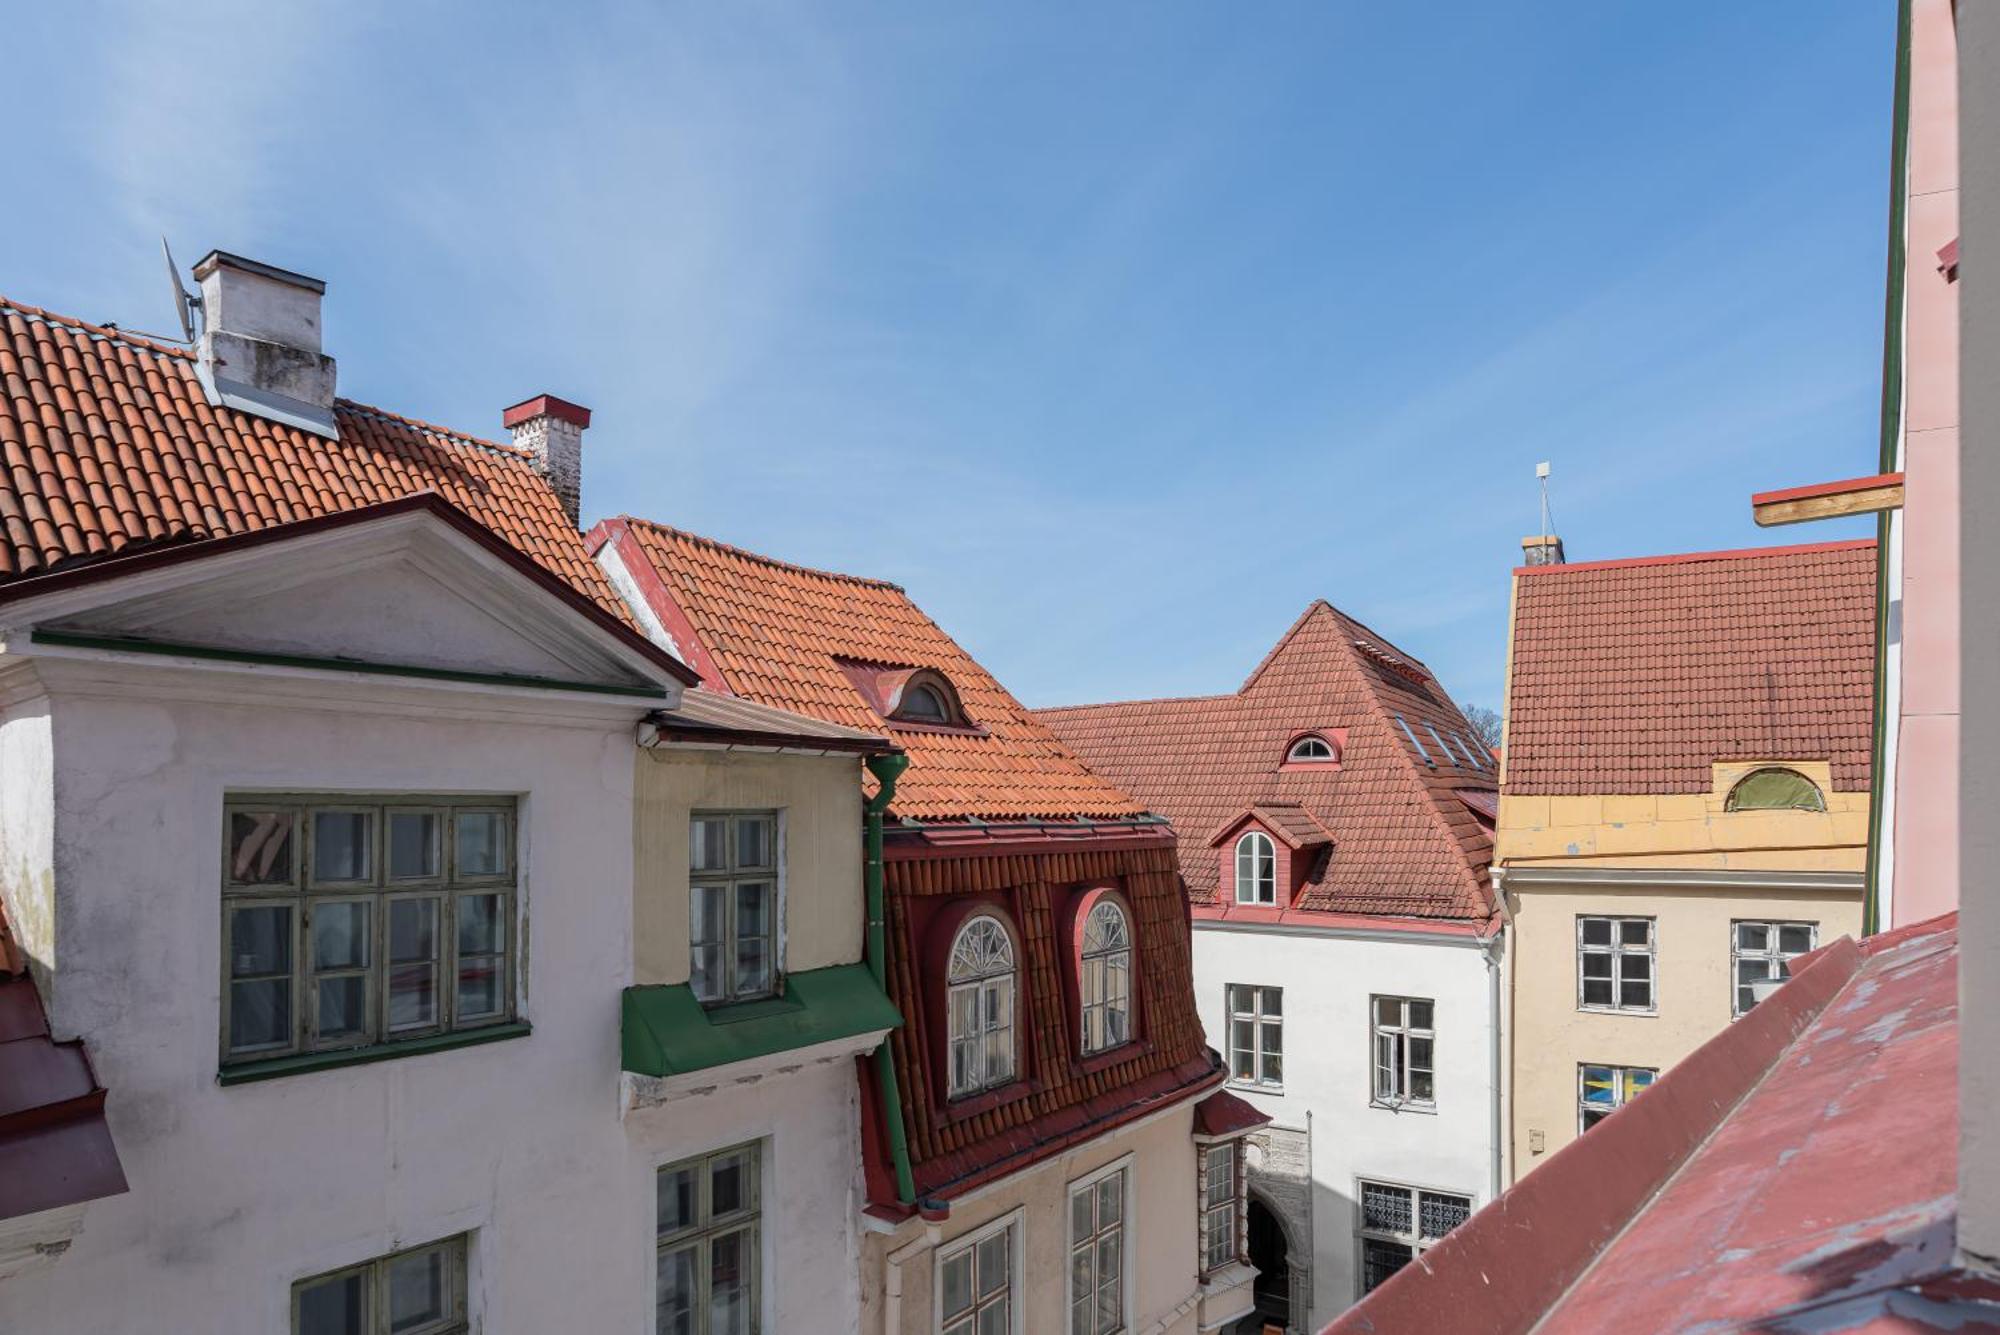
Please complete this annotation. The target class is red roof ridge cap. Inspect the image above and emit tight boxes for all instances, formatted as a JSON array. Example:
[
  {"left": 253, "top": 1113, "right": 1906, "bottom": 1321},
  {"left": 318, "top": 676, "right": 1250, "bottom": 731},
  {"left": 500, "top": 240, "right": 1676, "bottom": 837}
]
[
  {"left": 0, "top": 292, "right": 199, "bottom": 362},
  {"left": 1514, "top": 537, "right": 1878, "bottom": 577},
  {"left": 333, "top": 400, "right": 533, "bottom": 463},
  {"left": 1239, "top": 599, "right": 1337, "bottom": 692},
  {"left": 1032, "top": 689, "right": 1238, "bottom": 715},
  {"left": 618, "top": 516, "right": 907, "bottom": 591}
]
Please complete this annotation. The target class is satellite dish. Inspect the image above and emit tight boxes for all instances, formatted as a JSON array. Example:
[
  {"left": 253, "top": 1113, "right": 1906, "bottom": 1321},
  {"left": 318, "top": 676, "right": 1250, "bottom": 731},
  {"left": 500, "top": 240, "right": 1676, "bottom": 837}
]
[{"left": 160, "top": 237, "right": 201, "bottom": 343}]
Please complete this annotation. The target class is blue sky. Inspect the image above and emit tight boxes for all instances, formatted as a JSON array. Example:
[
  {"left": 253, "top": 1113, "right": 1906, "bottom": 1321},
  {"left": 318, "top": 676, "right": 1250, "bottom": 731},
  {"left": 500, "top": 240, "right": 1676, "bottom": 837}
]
[{"left": 7, "top": 3, "right": 1893, "bottom": 711}]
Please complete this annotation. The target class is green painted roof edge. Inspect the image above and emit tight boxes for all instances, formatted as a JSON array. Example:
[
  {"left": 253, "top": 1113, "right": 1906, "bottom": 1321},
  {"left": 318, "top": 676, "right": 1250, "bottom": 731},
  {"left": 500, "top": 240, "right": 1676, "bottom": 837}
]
[{"left": 622, "top": 962, "right": 902, "bottom": 1077}]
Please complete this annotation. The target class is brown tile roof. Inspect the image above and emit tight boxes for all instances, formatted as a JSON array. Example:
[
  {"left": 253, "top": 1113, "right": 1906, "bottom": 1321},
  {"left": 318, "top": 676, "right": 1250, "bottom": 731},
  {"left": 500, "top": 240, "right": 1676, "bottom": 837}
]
[
  {"left": 0, "top": 295, "right": 615, "bottom": 608},
  {"left": 1036, "top": 601, "right": 1496, "bottom": 920},
  {"left": 599, "top": 517, "right": 1147, "bottom": 824},
  {"left": 1503, "top": 541, "right": 1878, "bottom": 796}
]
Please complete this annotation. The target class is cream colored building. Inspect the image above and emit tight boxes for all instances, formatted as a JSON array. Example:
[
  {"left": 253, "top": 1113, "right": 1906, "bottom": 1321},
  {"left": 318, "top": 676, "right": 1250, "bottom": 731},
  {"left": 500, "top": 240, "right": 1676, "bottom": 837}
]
[{"left": 1497, "top": 541, "right": 1876, "bottom": 1178}]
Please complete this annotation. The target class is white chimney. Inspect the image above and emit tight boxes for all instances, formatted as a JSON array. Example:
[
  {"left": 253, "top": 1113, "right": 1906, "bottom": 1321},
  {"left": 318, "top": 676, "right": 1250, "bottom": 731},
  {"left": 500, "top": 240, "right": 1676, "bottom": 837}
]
[
  {"left": 504, "top": 395, "right": 590, "bottom": 528},
  {"left": 1520, "top": 534, "right": 1566, "bottom": 566},
  {"left": 192, "top": 251, "right": 338, "bottom": 439}
]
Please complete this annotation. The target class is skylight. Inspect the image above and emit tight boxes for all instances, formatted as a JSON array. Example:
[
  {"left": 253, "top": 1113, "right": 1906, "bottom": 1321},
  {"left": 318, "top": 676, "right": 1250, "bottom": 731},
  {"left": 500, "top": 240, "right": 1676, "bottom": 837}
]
[
  {"left": 1394, "top": 714, "right": 1435, "bottom": 767},
  {"left": 1423, "top": 722, "right": 1457, "bottom": 767}
]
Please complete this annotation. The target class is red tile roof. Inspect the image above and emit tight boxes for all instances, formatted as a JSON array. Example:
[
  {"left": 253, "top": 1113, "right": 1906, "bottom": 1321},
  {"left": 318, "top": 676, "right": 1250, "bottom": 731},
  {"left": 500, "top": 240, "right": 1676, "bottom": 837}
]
[
  {"left": 595, "top": 516, "right": 1147, "bottom": 824},
  {"left": 0, "top": 295, "right": 615, "bottom": 608},
  {"left": 1504, "top": 541, "right": 1879, "bottom": 796},
  {"left": 1325, "top": 914, "right": 1982, "bottom": 1335},
  {"left": 1037, "top": 601, "right": 1496, "bottom": 921}
]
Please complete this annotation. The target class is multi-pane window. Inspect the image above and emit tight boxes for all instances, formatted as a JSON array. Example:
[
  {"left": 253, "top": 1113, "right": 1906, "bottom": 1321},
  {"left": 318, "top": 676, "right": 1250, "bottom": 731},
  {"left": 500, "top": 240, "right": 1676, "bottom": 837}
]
[
  {"left": 1068, "top": 1166, "right": 1126, "bottom": 1335},
  {"left": 689, "top": 813, "right": 778, "bottom": 1004},
  {"left": 1732, "top": 921, "right": 1817, "bottom": 1016},
  {"left": 1079, "top": 900, "right": 1133, "bottom": 1054},
  {"left": 1226, "top": 985, "right": 1283, "bottom": 1089},
  {"left": 1356, "top": 1180, "right": 1472, "bottom": 1296},
  {"left": 947, "top": 915, "right": 1017, "bottom": 1098},
  {"left": 1371, "top": 996, "right": 1435, "bottom": 1109},
  {"left": 292, "top": 1234, "right": 468, "bottom": 1334},
  {"left": 1576, "top": 916, "right": 1655, "bottom": 1012},
  {"left": 656, "top": 1143, "right": 760, "bottom": 1335},
  {"left": 222, "top": 797, "right": 515, "bottom": 1066},
  {"left": 1579, "top": 1063, "right": 1656, "bottom": 1132},
  {"left": 1233, "top": 831, "right": 1276, "bottom": 905},
  {"left": 1199, "top": 1142, "right": 1242, "bottom": 1275},
  {"left": 938, "top": 1216, "right": 1017, "bottom": 1335}
]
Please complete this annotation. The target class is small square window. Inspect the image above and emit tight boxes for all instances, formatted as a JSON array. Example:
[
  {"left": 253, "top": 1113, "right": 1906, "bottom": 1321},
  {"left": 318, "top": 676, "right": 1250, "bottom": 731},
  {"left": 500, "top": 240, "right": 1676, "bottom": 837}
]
[{"left": 1577, "top": 916, "right": 1655, "bottom": 1013}]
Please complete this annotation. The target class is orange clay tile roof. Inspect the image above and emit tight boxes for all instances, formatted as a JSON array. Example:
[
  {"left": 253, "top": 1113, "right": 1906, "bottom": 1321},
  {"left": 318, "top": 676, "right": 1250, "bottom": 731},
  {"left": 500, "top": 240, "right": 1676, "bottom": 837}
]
[
  {"left": 602, "top": 517, "right": 1147, "bottom": 824},
  {"left": 1036, "top": 601, "right": 1496, "bottom": 920},
  {"left": 0, "top": 295, "right": 615, "bottom": 608},
  {"left": 1504, "top": 541, "right": 1878, "bottom": 797}
]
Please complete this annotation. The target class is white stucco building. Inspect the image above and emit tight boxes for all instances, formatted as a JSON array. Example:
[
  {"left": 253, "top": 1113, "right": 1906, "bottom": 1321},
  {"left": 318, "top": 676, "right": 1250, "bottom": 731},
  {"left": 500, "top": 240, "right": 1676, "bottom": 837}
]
[{"left": 1040, "top": 601, "right": 1504, "bottom": 1333}]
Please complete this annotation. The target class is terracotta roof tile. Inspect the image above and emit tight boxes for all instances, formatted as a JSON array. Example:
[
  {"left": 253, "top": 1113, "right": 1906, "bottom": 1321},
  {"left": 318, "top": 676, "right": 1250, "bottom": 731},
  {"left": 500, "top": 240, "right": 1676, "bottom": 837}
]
[
  {"left": 0, "top": 295, "right": 615, "bottom": 609},
  {"left": 1038, "top": 601, "right": 1496, "bottom": 921},
  {"left": 605, "top": 517, "right": 1146, "bottom": 823},
  {"left": 1504, "top": 542, "right": 1878, "bottom": 796}
]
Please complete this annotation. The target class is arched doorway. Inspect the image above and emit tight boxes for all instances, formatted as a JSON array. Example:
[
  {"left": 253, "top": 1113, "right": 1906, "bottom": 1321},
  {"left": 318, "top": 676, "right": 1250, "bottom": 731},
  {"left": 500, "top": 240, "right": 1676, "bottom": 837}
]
[{"left": 1244, "top": 1195, "right": 1291, "bottom": 1332}]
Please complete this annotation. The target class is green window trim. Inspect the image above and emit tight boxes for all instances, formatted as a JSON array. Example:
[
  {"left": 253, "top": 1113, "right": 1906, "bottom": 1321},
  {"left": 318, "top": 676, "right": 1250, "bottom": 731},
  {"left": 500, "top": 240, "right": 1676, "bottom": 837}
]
[
  {"left": 623, "top": 963, "right": 901, "bottom": 1078},
  {"left": 220, "top": 1021, "right": 531, "bottom": 1086}
]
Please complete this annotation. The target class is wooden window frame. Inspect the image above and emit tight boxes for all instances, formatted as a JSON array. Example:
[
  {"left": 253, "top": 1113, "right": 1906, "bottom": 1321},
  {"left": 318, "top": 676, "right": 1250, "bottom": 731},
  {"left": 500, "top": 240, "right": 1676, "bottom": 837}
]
[
  {"left": 1370, "top": 995, "right": 1436, "bottom": 1111},
  {"left": 220, "top": 795, "right": 519, "bottom": 1071},
  {"left": 1233, "top": 831, "right": 1277, "bottom": 906},
  {"left": 935, "top": 1207, "right": 1025, "bottom": 1335},
  {"left": 1225, "top": 984, "right": 1283, "bottom": 1090},
  {"left": 688, "top": 811, "right": 782, "bottom": 1006},
  {"left": 946, "top": 913, "right": 1019, "bottom": 1099},
  {"left": 1197, "top": 1141, "right": 1245, "bottom": 1278},
  {"left": 1066, "top": 1155, "right": 1134, "bottom": 1335},
  {"left": 1578, "top": 1062, "right": 1657, "bottom": 1133},
  {"left": 291, "top": 1233, "right": 469, "bottom": 1334},
  {"left": 1354, "top": 1178, "right": 1472, "bottom": 1300},
  {"left": 655, "top": 1141, "right": 763, "bottom": 1335},
  {"left": 1730, "top": 920, "right": 1819, "bottom": 1017},
  {"left": 1575, "top": 915, "right": 1656, "bottom": 1013},
  {"left": 1078, "top": 898, "right": 1133, "bottom": 1056}
]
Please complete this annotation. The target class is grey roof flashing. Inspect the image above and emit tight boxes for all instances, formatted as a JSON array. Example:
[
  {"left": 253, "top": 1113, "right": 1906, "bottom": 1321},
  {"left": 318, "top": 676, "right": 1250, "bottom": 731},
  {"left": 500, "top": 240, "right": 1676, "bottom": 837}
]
[
  {"left": 194, "top": 362, "right": 339, "bottom": 440},
  {"left": 192, "top": 250, "right": 328, "bottom": 294}
]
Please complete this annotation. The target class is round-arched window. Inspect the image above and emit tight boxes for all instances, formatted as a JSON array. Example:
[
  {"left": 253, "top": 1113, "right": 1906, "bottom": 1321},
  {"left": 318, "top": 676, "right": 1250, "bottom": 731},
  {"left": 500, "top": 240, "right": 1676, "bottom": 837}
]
[
  {"left": 1234, "top": 831, "right": 1277, "bottom": 905},
  {"left": 1725, "top": 767, "right": 1827, "bottom": 813},
  {"left": 1287, "top": 734, "right": 1336, "bottom": 763},
  {"left": 1079, "top": 899, "right": 1132, "bottom": 1054},
  {"left": 898, "top": 683, "right": 950, "bottom": 724},
  {"left": 947, "top": 914, "right": 1017, "bottom": 1097}
]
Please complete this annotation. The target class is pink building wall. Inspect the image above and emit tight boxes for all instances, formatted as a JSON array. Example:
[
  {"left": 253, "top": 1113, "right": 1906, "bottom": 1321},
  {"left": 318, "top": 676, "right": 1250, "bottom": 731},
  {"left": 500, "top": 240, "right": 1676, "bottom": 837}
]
[{"left": 1888, "top": 0, "right": 1961, "bottom": 925}]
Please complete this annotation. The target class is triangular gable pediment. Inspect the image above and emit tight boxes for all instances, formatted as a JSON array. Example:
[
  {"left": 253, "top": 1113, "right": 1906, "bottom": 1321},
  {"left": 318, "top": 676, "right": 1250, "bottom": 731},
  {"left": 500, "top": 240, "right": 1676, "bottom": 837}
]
[
  {"left": 1205, "top": 804, "right": 1334, "bottom": 851},
  {"left": 0, "top": 498, "right": 687, "bottom": 698}
]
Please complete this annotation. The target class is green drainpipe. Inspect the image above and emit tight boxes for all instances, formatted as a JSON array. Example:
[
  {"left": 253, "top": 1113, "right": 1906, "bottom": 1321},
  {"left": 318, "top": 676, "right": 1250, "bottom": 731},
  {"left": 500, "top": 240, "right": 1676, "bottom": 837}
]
[{"left": 864, "top": 752, "right": 917, "bottom": 1204}]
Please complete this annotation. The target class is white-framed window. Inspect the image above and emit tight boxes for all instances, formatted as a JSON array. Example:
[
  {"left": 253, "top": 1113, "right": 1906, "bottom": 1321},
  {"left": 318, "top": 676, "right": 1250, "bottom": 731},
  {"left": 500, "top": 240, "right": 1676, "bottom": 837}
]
[
  {"left": 1198, "top": 1141, "right": 1243, "bottom": 1276},
  {"left": 1233, "top": 831, "right": 1276, "bottom": 905},
  {"left": 1067, "top": 1158, "right": 1131, "bottom": 1335},
  {"left": 1576, "top": 915, "right": 1655, "bottom": 1012},
  {"left": 656, "top": 1142, "right": 761, "bottom": 1335},
  {"left": 1371, "top": 996, "right": 1435, "bottom": 1109},
  {"left": 1286, "top": 734, "right": 1336, "bottom": 763},
  {"left": 1356, "top": 1180, "right": 1472, "bottom": 1297},
  {"left": 1578, "top": 1063, "right": 1656, "bottom": 1132},
  {"left": 1079, "top": 900, "right": 1133, "bottom": 1054},
  {"left": 948, "top": 915, "right": 1018, "bottom": 1098},
  {"left": 293, "top": 1233, "right": 468, "bottom": 1334},
  {"left": 222, "top": 796, "right": 516, "bottom": 1067},
  {"left": 1732, "top": 920, "right": 1817, "bottom": 1016},
  {"left": 936, "top": 1208, "right": 1022, "bottom": 1335},
  {"left": 1226, "top": 984, "right": 1282, "bottom": 1089},
  {"left": 689, "top": 812, "right": 779, "bottom": 1005}
]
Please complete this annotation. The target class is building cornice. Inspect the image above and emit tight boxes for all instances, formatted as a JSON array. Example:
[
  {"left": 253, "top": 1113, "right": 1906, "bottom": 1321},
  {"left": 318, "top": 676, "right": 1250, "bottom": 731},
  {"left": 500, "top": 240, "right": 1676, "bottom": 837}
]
[{"left": 1494, "top": 865, "right": 1866, "bottom": 894}]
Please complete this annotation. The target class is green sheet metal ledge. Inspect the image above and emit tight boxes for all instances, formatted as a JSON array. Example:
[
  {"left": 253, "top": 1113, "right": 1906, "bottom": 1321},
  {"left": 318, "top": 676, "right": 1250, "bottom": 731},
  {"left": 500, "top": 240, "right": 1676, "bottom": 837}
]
[{"left": 622, "top": 963, "right": 901, "bottom": 1078}]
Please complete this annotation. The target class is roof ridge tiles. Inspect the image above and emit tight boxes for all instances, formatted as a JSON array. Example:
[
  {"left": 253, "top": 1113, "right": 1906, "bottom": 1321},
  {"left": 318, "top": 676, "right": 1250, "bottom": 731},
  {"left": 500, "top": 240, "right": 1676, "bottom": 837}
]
[
  {"left": 1035, "top": 690, "right": 1237, "bottom": 714},
  {"left": 0, "top": 292, "right": 199, "bottom": 362},
  {"left": 619, "top": 516, "right": 907, "bottom": 591},
  {"left": 1515, "top": 537, "right": 1878, "bottom": 577},
  {"left": 333, "top": 400, "right": 532, "bottom": 464}
]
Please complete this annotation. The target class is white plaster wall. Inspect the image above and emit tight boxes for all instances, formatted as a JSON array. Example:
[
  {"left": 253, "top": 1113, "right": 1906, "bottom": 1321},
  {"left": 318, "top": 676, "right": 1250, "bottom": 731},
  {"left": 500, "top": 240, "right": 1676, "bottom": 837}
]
[
  {"left": 0, "top": 685, "right": 56, "bottom": 998},
  {"left": 1191, "top": 924, "right": 1497, "bottom": 1331},
  {"left": 0, "top": 658, "right": 863, "bottom": 1333}
]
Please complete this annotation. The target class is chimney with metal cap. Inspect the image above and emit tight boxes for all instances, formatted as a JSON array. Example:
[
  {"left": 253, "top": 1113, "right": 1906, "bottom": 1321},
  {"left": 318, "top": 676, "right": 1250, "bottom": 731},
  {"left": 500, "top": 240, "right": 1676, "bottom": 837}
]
[
  {"left": 193, "top": 250, "right": 338, "bottom": 438},
  {"left": 1521, "top": 534, "right": 1566, "bottom": 566},
  {"left": 504, "top": 395, "right": 591, "bottom": 528}
]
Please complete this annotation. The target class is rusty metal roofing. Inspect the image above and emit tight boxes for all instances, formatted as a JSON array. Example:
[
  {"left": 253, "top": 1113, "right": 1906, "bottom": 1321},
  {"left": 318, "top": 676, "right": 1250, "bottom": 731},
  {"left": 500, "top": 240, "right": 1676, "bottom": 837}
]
[
  {"left": 0, "top": 295, "right": 616, "bottom": 609},
  {"left": 1036, "top": 601, "right": 1495, "bottom": 920},
  {"left": 1324, "top": 913, "right": 1991, "bottom": 1335},
  {"left": 596, "top": 516, "right": 1147, "bottom": 824},
  {"left": 1504, "top": 541, "right": 1879, "bottom": 796}
]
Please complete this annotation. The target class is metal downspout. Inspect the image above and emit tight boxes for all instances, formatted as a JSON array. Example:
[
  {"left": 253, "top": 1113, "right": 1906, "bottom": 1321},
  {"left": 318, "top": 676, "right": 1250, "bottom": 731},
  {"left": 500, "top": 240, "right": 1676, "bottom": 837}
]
[
  {"left": 865, "top": 752, "right": 917, "bottom": 1204},
  {"left": 1484, "top": 928, "right": 1505, "bottom": 1199}
]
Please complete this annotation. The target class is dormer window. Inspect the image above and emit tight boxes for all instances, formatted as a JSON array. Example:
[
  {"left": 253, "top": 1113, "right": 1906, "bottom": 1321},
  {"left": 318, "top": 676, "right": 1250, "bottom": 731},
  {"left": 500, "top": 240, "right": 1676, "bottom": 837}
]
[
  {"left": 838, "top": 658, "right": 979, "bottom": 731},
  {"left": 897, "top": 683, "right": 950, "bottom": 724},
  {"left": 1286, "top": 734, "right": 1337, "bottom": 764},
  {"left": 1234, "top": 831, "right": 1277, "bottom": 905},
  {"left": 1725, "top": 767, "right": 1827, "bottom": 813}
]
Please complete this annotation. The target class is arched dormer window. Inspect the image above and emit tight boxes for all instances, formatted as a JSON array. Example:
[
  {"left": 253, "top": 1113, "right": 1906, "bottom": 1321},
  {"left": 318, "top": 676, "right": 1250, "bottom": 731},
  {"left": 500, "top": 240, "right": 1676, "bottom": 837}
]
[
  {"left": 898, "top": 683, "right": 949, "bottom": 723},
  {"left": 1725, "top": 767, "right": 1827, "bottom": 812},
  {"left": 1286, "top": 733, "right": 1337, "bottom": 764},
  {"left": 1079, "top": 898, "right": 1133, "bottom": 1054},
  {"left": 947, "top": 914, "right": 1017, "bottom": 1097},
  {"left": 887, "top": 667, "right": 971, "bottom": 728},
  {"left": 1234, "top": 831, "right": 1277, "bottom": 905}
]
